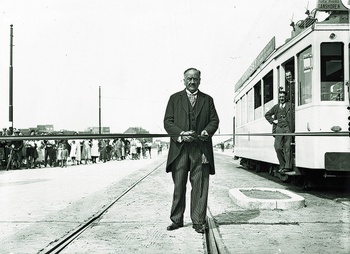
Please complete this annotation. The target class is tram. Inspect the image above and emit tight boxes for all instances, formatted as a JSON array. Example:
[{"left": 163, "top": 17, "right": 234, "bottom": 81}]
[{"left": 233, "top": 0, "right": 350, "bottom": 182}]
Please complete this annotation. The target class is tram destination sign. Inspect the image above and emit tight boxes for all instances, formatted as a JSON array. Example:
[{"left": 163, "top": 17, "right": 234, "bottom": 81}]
[
  {"left": 235, "top": 37, "right": 275, "bottom": 92},
  {"left": 318, "top": 0, "right": 349, "bottom": 11}
]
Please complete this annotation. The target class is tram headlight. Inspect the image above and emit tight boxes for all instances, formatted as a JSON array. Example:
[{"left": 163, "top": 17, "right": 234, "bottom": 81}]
[{"left": 329, "top": 33, "right": 336, "bottom": 39}]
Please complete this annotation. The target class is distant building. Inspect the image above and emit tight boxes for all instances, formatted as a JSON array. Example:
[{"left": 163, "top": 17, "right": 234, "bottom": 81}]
[
  {"left": 86, "top": 127, "right": 110, "bottom": 134},
  {"left": 13, "top": 124, "right": 115, "bottom": 136},
  {"left": 18, "top": 128, "right": 30, "bottom": 135},
  {"left": 124, "top": 127, "right": 152, "bottom": 142},
  {"left": 18, "top": 124, "right": 53, "bottom": 135},
  {"left": 37, "top": 124, "right": 54, "bottom": 133}
]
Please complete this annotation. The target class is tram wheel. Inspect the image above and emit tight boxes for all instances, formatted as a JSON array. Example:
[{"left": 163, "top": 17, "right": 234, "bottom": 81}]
[
  {"left": 255, "top": 164, "right": 261, "bottom": 173},
  {"left": 291, "top": 175, "right": 308, "bottom": 190}
]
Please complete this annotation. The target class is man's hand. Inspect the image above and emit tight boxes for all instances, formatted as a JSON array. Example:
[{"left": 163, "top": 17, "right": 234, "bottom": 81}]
[
  {"left": 198, "top": 130, "right": 209, "bottom": 141},
  {"left": 273, "top": 120, "right": 278, "bottom": 125},
  {"left": 182, "top": 130, "right": 195, "bottom": 142}
]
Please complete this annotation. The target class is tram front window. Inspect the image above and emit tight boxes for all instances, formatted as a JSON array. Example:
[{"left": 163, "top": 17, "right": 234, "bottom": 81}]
[{"left": 320, "top": 42, "right": 344, "bottom": 101}]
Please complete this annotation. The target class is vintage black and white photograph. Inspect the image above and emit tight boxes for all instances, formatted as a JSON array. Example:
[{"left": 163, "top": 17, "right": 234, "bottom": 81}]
[{"left": 0, "top": 0, "right": 349, "bottom": 253}]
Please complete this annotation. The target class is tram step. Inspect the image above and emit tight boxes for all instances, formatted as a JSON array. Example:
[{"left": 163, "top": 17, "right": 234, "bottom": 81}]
[{"left": 284, "top": 171, "right": 301, "bottom": 176}]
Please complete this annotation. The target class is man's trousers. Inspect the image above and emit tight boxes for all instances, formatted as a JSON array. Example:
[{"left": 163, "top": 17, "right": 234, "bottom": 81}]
[
  {"left": 274, "top": 125, "right": 293, "bottom": 170},
  {"left": 170, "top": 143, "right": 209, "bottom": 225}
]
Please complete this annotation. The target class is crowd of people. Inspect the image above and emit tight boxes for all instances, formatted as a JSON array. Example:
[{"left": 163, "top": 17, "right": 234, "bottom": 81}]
[{"left": 0, "top": 128, "right": 162, "bottom": 170}]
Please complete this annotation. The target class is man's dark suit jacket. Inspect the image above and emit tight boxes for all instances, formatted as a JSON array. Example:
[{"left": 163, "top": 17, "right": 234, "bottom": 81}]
[
  {"left": 265, "top": 102, "right": 295, "bottom": 134},
  {"left": 164, "top": 89, "right": 219, "bottom": 175}
]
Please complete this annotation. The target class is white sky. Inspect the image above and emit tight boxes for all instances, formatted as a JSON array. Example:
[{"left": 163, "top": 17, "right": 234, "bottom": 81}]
[{"left": 0, "top": 0, "right": 321, "bottom": 137}]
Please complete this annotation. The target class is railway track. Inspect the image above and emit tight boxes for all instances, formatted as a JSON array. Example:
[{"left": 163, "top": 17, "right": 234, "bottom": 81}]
[
  {"left": 205, "top": 207, "right": 230, "bottom": 254},
  {"left": 40, "top": 161, "right": 165, "bottom": 254},
  {"left": 38, "top": 160, "right": 226, "bottom": 254}
]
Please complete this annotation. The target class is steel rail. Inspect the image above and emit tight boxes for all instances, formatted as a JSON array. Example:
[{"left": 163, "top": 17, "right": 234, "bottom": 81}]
[
  {"left": 40, "top": 161, "right": 165, "bottom": 254},
  {"left": 205, "top": 207, "right": 230, "bottom": 254}
]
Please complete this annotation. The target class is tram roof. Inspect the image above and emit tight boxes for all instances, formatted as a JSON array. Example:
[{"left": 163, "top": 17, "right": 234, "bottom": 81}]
[{"left": 234, "top": 2, "right": 349, "bottom": 93}]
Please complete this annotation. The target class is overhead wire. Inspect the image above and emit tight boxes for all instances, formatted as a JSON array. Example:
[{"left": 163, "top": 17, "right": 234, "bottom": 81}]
[{"left": 234, "top": 0, "right": 279, "bottom": 58}]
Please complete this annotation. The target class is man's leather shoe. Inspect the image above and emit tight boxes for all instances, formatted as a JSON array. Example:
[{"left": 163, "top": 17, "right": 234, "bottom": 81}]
[
  {"left": 167, "top": 223, "right": 183, "bottom": 231},
  {"left": 193, "top": 224, "right": 206, "bottom": 234},
  {"left": 280, "top": 168, "right": 293, "bottom": 174}
]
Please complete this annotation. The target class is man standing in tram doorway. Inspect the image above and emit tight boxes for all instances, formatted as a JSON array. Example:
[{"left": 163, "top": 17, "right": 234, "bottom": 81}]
[
  {"left": 265, "top": 90, "right": 295, "bottom": 174},
  {"left": 285, "top": 70, "right": 295, "bottom": 103},
  {"left": 163, "top": 68, "right": 219, "bottom": 234}
]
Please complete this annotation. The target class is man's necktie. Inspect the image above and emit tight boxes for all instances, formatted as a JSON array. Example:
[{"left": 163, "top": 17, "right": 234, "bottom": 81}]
[{"left": 189, "top": 94, "right": 196, "bottom": 107}]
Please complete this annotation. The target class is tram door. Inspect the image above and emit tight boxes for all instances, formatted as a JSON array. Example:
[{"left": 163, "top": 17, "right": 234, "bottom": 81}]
[
  {"left": 284, "top": 59, "right": 296, "bottom": 133},
  {"left": 284, "top": 59, "right": 296, "bottom": 169},
  {"left": 285, "top": 70, "right": 295, "bottom": 106}
]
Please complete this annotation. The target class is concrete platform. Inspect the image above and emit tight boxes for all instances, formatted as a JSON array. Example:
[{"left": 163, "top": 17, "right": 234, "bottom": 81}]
[{"left": 229, "top": 187, "right": 305, "bottom": 210}]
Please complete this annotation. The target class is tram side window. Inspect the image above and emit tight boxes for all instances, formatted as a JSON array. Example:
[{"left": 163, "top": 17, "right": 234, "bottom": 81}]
[
  {"left": 254, "top": 81, "right": 262, "bottom": 119},
  {"left": 247, "top": 89, "right": 254, "bottom": 122},
  {"left": 254, "top": 81, "right": 262, "bottom": 108},
  {"left": 236, "top": 99, "right": 241, "bottom": 127},
  {"left": 263, "top": 70, "right": 273, "bottom": 104},
  {"left": 241, "top": 94, "right": 247, "bottom": 124},
  {"left": 298, "top": 46, "right": 312, "bottom": 105},
  {"left": 320, "top": 42, "right": 344, "bottom": 101}
]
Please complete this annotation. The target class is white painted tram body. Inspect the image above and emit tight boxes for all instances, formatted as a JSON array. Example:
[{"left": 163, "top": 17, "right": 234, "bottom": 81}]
[{"left": 234, "top": 3, "right": 350, "bottom": 177}]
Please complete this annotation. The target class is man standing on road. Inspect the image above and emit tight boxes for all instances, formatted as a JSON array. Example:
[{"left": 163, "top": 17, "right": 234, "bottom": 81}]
[{"left": 163, "top": 68, "right": 219, "bottom": 234}]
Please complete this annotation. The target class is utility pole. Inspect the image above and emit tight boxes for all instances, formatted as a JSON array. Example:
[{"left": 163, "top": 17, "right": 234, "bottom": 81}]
[
  {"left": 99, "top": 86, "right": 101, "bottom": 134},
  {"left": 9, "top": 24, "right": 14, "bottom": 131}
]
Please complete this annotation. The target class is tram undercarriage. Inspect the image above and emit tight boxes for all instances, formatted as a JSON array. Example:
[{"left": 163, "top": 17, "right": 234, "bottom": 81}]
[{"left": 238, "top": 157, "right": 350, "bottom": 189}]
